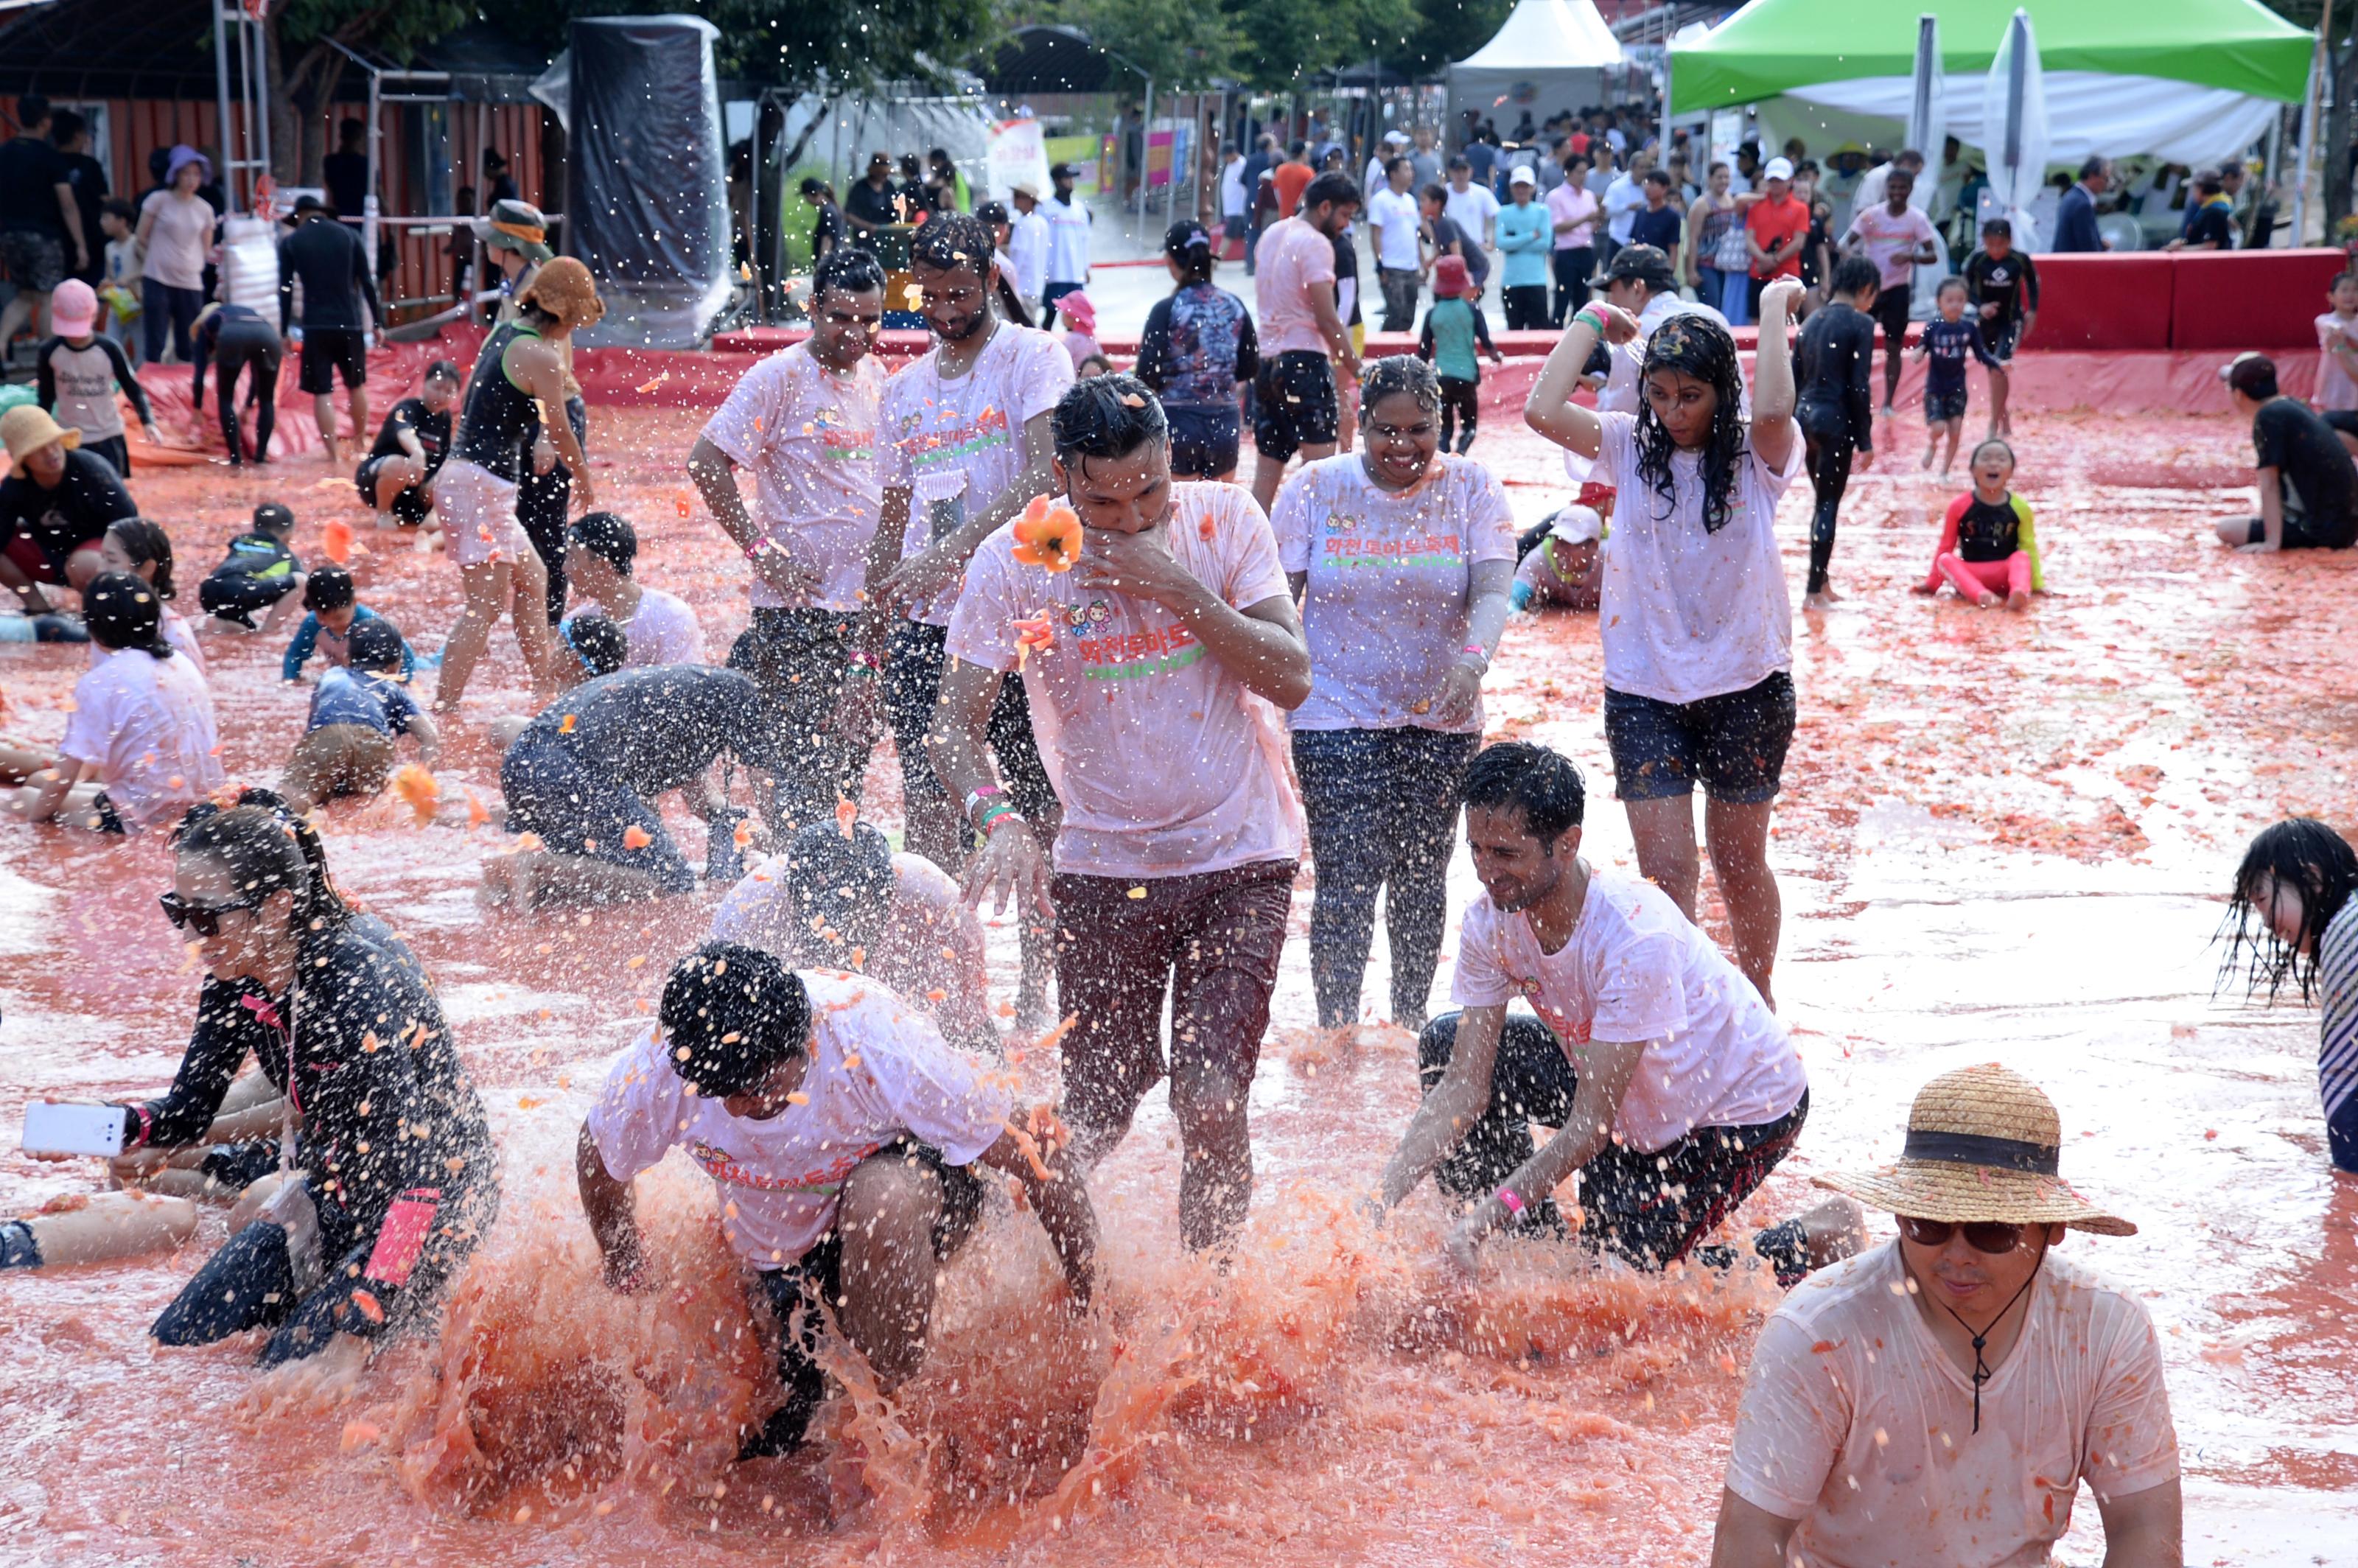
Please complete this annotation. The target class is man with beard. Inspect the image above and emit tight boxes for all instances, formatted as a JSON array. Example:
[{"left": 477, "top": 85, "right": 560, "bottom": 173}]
[
  {"left": 860, "top": 213, "right": 1071, "bottom": 1024},
  {"left": 1249, "top": 171, "right": 1362, "bottom": 514},
  {"left": 1374, "top": 741, "right": 1862, "bottom": 1282}
]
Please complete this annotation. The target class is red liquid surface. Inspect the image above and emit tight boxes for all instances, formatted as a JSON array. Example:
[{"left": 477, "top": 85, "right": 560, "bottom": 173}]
[{"left": 1, "top": 405, "right": 2353, "bottom": 1563}]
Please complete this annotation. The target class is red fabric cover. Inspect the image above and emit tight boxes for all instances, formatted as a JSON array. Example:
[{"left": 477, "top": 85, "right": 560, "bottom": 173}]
[
  {"left": 2026, "top": 254, "right": 2175, "bottom": 351},
  {"left": 2169, "top": 248, "right": 2348, "bottom": 351}
]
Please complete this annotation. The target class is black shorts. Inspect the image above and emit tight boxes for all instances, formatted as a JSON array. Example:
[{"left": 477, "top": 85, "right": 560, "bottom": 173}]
[
  {"left": 298, "top": 327, "right": 368, "bottom": 393},
  {"left": 882, "top": 619, "right": 1057, "bottom": 822},
  {"left": 1166, "top": 403, "right": 1241, "bottom": 477},
  {"left": 2243, "top": 514, "right": 2355, "bottom": 551},
  {"left": 1603, "top": 670, "right": 1797, "bottom": 805},
  {"left": 356, "top": 453, "right": 435, "bottom": 525},
  {"left": 83, "top": 434, "right": 130, "bottom": 477},
  {"left": 198, "top": 569, "right": 297, "bottom": 627},
  {"left": 1977, "top": 318, "right": 2020, "bottom": 364},
  {"left": 1925, "top": 385, "right": 1968, "bottom": 424},
  {"left": 500, "top": 732, "right": 696, "bottom": 894},
  {"left": 1253, "top": 350, "right": 1340, "bottom": 463},
  {"left": 742, "top": 1138, "right": 984, "bottom": 1456},
  {"left": 1, "top": 229, "right": 66, "bottom": 294}
]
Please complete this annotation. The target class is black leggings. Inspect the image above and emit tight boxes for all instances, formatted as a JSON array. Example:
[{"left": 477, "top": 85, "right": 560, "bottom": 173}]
[
  {"left": 212, "top": 320, "right": 281, "bottom": 464},
  {"left": 518, "top": 395, "right": 587, "bottom": 624},
  {"left": 1437, "top": 375, "right": 1480, "bottom": 454},
  {"left": 1551, "top": 248, "right": 1593, "bottom": 323},
  {"left": 1870, "top": 282, "right": 1911, "bottom": 405},
  {"left": 1799, "top": 405, "right": 1855, "bottom": 595}
]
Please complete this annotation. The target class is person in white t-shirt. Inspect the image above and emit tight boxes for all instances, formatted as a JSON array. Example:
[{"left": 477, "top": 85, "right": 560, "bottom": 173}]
[
  {"left": 561, "top": 510, "right": 704, "bottom": 668},
  {"left": 689, "top": 246, "right": 889, "bottom": 835},
  {"left": 1442, "top": 156, "right": 1500, "bottom": 258},
  {"left": 1219, "top": 147, "right": 1250, "bottom": 255},
  {"left": 1523, "top": 278, "right": 1806, "bottom": 1007},
  {"left": 1006, "top": 182, "right": 1052, "bottom": 312},
  {"left": 935, "top": 376, "right": 1313, "bottom": 1250},
  {"left": 1366, "top": 157, "right": 1426, "bottom": 335},
  {"left": 1838, "top": 164, "right": 1940, "bottom": 416},
  {"left": 1272, "top": 356, "right": 1515, "bottom": 1031},
  {"left": 712, "top": 819, "right": 996, "bottom": 1051},
  {"left": 1714, "top": 1063, "right": 2182, "bottom": 1568},
  {"left": 10, "top": 572, "right": 223, "bottom": 833},
  {"left": 864, "top": 214, "right": 1074, "bottom": 1023},
  {"left": 1374, "top": 741, "right": 1859, "bottom": 1281},
  {"left": 1040, "top": 163, "right": 1093, "bottom": 328},
  {"left": 578, "top": 944, "right": 1095, "bottom": 1457}
]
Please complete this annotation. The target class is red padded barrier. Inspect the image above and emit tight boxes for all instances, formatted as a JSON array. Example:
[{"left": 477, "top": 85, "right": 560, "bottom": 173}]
[
  {"left": 2169, "top": 248, "right": 2348, "bottom": 351},
  {"left": 2023, "top": 253, "right": 2175, "bottom": 351}
]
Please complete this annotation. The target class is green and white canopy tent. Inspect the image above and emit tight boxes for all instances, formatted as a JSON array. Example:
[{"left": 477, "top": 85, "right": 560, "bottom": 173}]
[{"left": 1668, "top": 0, "right": 2313, "bottom": 166}]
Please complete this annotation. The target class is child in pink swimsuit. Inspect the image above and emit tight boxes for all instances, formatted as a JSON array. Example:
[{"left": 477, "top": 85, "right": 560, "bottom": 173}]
[{"left": 1914, "top": 438, "right": 2043, "bottom": 611}]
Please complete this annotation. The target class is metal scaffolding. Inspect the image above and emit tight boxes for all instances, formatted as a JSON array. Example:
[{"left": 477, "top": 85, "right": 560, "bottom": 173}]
[{"left": 211, "top": 0, "right": 273, "bottom": 216}]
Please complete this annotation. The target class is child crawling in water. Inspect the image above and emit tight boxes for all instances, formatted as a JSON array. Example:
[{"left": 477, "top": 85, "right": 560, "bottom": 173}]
[{"left": 1914, "top": 437, "right": 2043, "bottom": 611}]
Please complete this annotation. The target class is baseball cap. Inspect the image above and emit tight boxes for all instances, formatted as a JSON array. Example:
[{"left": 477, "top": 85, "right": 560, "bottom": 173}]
[
  {"left": 2220, "top": 351, "right": 2278, "bottom": 399},
  {"left": 49, "top": 278, "right": 97, "bottom": 337},
  {"left": 292, "top": 192, "right": 331, "bottom": 217},
  {"left": 1548, "top": 505, "right": 1604, "bottom": 546},
  {"left": 1591, "top": 242, "right": 1676, "bottom": 290},
  {"left": 1049, "top": 162, "right": 1077, "bottom": 181},
  {"left": 1508, "top": 164, "right": 1536, "bottom": 186},
  {"left": 1763, "top": 156, "right": 1796, "bottom": 182}
]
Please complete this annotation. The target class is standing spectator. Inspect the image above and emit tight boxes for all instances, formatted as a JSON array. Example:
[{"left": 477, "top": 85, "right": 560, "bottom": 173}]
[
  {"left": 1365, "top": 130, "right": 1405, "bottom": 203},
  {"left": 1547, "top": 154, "right": 1600, "bottom": 323},
  {"left": 1220, "top": 143, "right": 1249, "bottom": 258},
  {"left": 1242, "top": 133, "right": 1278, "bottom": 273},
  {"left": 800, "top": 176, "right": 844, "bottom": 267},
  {"left": 1409, "top": 125, "right": 1442, "bottom": 191},
  {"left": 134, "top": 147, "right": 214, "bottom": 365},
  {"left": 0, "top": 94, "right": 89, "bottom": 352},
  {"left": 278, "top": 195, "right": 381, "bottom": 468},
  {"left": 1688, "top": 161, "right": 1742, "bottom": 321},
  {"left": 2165, "top": 169, "right": 2236, "bottom": 251},
  {"left": 1006, "top": 180, "right": 1050, "bottom": 313},
  {"left": 1421, "top": 182, "right": 1489, "bottom": 304},
  {"left": 321, "top": 119, "right": 371, "bottom": 221},
  {"left": 1628, "top": 169, "right": 1684, "bottom": 278},
  {"left": 1136, "top": 221, "right": 1258, "bottom": 482},
  {"left": 1497, "top": 167, "right": 1552, "bottom": 331},
  {"left": 1465, "top": 127, "right": 1500, "bottom": 191},
  {"left": 1745, "top": 157, "right": 1811, "bottom": 321},
  {"left": 1040, "top": 163, "right": 1092, "bottom": 328},
  {"left": 1273, "top": 141, "right": 1316, "bottom": 222},
  {"left": 1601, "top": 149, "right": 1653, "bottom": 270},
  {"left": 481, "top": 148, "right": 519, "bottom": 207},
  {"left": 2051, "top": 156, "right": 2111, "bottom": 253},
  {"left": 1367, "top": 157, "right": 1424, "bottom": 333},
  {"left": 1442, "top": 156, "right": 1500, "bottom": 265},
  {"left": 1250, "top": 172, "right": 1362, "bottom": 512},
  {"left": 49, "top": 111, "right": 107, "bottom": 288},
  {"left": 96, "top": 198, "right": 140, "bottom": 360},
  {"left": 842, "top": 153, "right": 899, "bottom": 237},
  {"left": 926, "top": 147, "right": 965, "bottom": 213},
  {"left": 35, "top": 279, "right": 158, "bottom": 475}
]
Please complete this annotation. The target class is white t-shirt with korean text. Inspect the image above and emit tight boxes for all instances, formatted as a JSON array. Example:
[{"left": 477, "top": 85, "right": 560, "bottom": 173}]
[
  {"left": 698, "top": 342, "right": 886, "bottom": 613},
  {"left": 59, "top": 646, "right": 224, "bottom": 829}
]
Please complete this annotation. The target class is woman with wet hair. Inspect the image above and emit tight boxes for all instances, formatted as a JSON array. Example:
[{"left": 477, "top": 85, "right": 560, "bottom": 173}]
[
  {"left": 113, "top": 789, "right": 499, "bottom": 1365},
  {"left": 96, "top": 516, "right": 205, "bottom": 671},
  {"left": 10, "top": 572, "right": 220, "bottom": 831},
  {"left": 2219, "top": 818, "right": 2358, "bottom": 1172},
  {"left": 1271, "top": 355, "right": 1516, "bottom": 1029},
  {"left": 1523, "top": 277, "right": 1806, "bottom": 1007},
  {"left": 1134, "top": 220, "right": 1258, "bottom": 481}
]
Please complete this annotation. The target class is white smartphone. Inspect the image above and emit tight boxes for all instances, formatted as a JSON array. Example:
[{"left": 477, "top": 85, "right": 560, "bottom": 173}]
[{"left": 21, "top": 1102, "right": 127, "bottom": 1158}]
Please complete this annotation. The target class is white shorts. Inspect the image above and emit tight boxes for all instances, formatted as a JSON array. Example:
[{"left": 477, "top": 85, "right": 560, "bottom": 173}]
[{"left": 433, "top": 458, "right": 534, "bottom": 570}]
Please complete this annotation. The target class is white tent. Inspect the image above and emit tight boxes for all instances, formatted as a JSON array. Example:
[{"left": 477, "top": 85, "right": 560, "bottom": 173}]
[{"left": 1447, "top": 0, "right": 1626, "bottom": 140}]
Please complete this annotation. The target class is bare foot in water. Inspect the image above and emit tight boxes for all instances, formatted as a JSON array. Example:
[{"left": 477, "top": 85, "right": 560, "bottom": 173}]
[
  {"left": 1976, "top": 592, "right": 2002, "bottom": 609},
  {"left": 478, "top": 847, "right": 547, "bottom": 909},
  {"left": 2006, "top": 589, "right": 2031, "bottom": 612}
]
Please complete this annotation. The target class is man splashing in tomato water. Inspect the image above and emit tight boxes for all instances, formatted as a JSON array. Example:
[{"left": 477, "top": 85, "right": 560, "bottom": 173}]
[{"left": 928, "top": 374, "right": 1312, "bottom": 1250}]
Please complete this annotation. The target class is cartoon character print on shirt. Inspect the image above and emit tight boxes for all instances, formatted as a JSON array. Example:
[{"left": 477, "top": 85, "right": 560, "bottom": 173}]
[
  {"left": 1064, "top": 598, "right": 1113, "bottom": 633},
  {"left": 808, "top": 401, "right": 875, "bottom": 466},
  {"left": 892, "top": 396, "right": 1012, "bottom": 540},
  {"left": 1508, "top": 970, "right": 1594, "bottom": 1049}
]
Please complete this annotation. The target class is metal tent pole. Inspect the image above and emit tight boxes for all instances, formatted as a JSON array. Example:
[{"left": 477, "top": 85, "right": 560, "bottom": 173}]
[{"left": 213, "top": 2, "right": 237, "bottom": 215}]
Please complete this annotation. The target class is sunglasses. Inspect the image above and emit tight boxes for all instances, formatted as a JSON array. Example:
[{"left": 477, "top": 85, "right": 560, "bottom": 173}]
[
  {"left": 1897, "top": 1216, "right": 2027, "bottom": 1256},
  {"left": 158, "top": 890, "right": 260, "bottom": 938}
]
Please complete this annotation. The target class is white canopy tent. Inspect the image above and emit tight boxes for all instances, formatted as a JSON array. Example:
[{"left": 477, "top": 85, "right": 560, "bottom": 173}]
[
  {"left": 1754, "top": 73, "right": 2277, "bottom": 169},
  {"left": 1446, "top": 0, "right": 1626, "bottom": 139}
]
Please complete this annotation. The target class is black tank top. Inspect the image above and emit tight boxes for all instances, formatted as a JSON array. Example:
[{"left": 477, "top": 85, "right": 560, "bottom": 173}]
[
  {"left": 452, "top": 323, "right": 544, "bottom": 480},
  {"left": 1955, "top": 494, "right": 2022, "bottom": 561}
]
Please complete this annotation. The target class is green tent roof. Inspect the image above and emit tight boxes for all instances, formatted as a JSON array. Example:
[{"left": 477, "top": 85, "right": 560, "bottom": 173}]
[{"left": 1668, "top": 0, "right": 2314, "bottom": 113}]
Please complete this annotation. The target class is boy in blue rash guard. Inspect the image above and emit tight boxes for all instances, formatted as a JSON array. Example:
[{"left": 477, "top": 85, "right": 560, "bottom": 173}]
[
  {"left": 279, "top": 562, "right": 419, "bottom": 681},
  {"left": 1914, "top": 276, "right": 2001, "bottom": 475},
  {"left": 280, "top": 617, "right": 440, "bottom": 812}
]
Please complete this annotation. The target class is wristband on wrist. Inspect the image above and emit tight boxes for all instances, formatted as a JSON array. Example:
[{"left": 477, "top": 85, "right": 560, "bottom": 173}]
[
  {"left": 126, "top": 1104, "right": 153, "bottom": 1149},
  {"left": 980, "top": 808, "right": 1026, "bottom": 836},
  {"left": 1493, "top": 1186, "right": 1525, "bottom": 1219}
]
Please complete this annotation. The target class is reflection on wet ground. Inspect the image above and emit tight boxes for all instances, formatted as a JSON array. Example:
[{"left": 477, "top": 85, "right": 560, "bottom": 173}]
[{"left": 1, "top": 405, "right": 2352, "bottom": 1563}]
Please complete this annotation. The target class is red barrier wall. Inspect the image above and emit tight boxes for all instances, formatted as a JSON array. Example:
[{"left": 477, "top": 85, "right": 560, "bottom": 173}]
[
  {"left": 2168, "top": 248, "right": 2348, "bottom": 350},
  {"left": 2026, "top": 254, "right": 2176, "bottom": 351}
]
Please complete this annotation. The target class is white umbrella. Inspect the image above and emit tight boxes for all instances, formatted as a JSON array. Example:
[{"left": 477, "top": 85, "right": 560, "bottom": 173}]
[{"left": 1979, "top": 8, "right": 2051, "bottom": 250}]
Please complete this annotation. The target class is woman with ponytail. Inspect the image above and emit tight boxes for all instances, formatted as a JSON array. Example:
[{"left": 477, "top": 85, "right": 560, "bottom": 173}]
[
  {"left": 98, "top": 789, "right": 499, "bottom": 1365},
  {"left": 96, "top": 517, "right": 206, "bottom": 672},
  {"left": 1135, "top": 220, "right": 1258, "bottom": 481},
  {"left": 10, "top": 571, "right": 220, "bottom": 830}
]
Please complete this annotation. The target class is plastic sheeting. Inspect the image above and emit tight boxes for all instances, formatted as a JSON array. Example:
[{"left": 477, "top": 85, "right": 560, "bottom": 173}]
[
  {"left": 568, "top": 16, "right": 732, "bottom": 349},
  {"left": 781, "top": 92, "right": 995, "bottom": 205}
]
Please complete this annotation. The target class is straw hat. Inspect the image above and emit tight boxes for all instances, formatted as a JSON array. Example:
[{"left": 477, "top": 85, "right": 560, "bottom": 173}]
[
  {"left": 517, "top": 255, "right": 604, "bottom": 329},
  {"left": 1813, "top": 1063, "right": 2136, "bottom": 1236},
  {"left": 1, "top": 405, "right": 81, "bottom": 466}
]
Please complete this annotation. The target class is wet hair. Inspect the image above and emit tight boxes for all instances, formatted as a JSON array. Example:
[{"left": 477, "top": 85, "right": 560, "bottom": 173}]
[
  {"left": 252, "top": 502, "right": 296, "bottom": 536},
  {"left": 1981, "top": 217, "right": 2013, "bottom": 239},
  {"left": 424, "top": 358, "right": 461, "bottom": 385},
  {"left": 344, "top": 616, "right": 407, "bottom": 672},
  {"left": 106, "top": 518, "right": 177, "bottom": 600},
  {"left": 1830, "top": 256, "right": 1881, "bottom": 298},
  {"left": 973, "top": 199, "right": 1009, "bottom": 229},
  {"left": 1358, "top": 355, "right": 1441, "bottom": 421},
  {"left": 85, "top": 572, "right": 173, "bottom": 657},
  {"left": 909, "top": 213, "right": 993, "bottom": 281},
  {"left": 783, "top": 819, "right": 895, "bottom": 953},
  {"left": 1419, "top": 181, "right": 1448, "bottom": 207},
  {"left": 1164, "top": 220, "right": 1215, "bottom": 284},
  {"left": 301, "top": 564, "right": 355, "bottom": 612},
  {"left": 1052, "top": 373, "right": 1167, "bottom": 466},
  {"left": 1299, "top": 171, "right": 1362, "bottom": 217},
  {"left": 562, "top": 611, "right": 629, "bottom": 677},
  {"left": 800, "top": 175, "right": 835, "bottom": 201},
  {"left": 1461, "top": 742, "right": 1586, "bottom": 847},
  {"left": 1937, "top": 273, "right": 1970, "bottom": 298},
  {"left": 1970, "top": 437, "right": 2015, "bottom": 472},
  {"left": 659, "top": 942, "right": 812, "bottom": 1098},
  {"left": 812, "top": 244, "right": 886, "bottom": 304},
  {"left": 568, "top": 510, "right": 638, "bottom": 573},
  {"left": 2218, "top": 819, "right": 2358, "bottom": 1002},
  {"left": 1633, "top": 313, "right": 1748, "bottom": 533},
  {"left": 174, "top": 788, "right": 356, "bottom": 935}
]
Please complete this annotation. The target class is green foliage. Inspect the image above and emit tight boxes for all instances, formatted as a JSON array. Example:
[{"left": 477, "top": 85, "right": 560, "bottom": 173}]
[
  {"left": 1382, "top": 0, "right": 1514, "bottom": 77},
  {"left": 273, "top": 0, "right": 472, "bottom": 58},
  {"left": 1064, "top": 0, "right": 1244, "bottom": 89},
  {"left": 477, "top": 0, "right": 1001, "bottom": 90}
]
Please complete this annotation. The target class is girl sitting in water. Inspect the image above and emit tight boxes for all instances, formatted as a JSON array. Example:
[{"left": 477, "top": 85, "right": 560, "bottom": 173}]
[
  {"left": 1913, "top": 438, "right": 2043, "bottom": 611},
  {"left": 97, "top": 518, "right": 206, "bottom": 673},
  {"left": 2219, "top": 819, "right": 2358, "bottom": 1172}
]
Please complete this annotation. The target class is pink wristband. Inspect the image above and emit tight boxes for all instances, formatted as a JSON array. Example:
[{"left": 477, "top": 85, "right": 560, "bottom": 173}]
[{"left": 1494, "top": 1186, "right": 1525, "bottom": 1217}]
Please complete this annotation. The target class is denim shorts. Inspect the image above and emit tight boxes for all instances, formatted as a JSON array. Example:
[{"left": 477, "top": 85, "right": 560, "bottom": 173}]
[
  {"left": 500, "top": 732, "right": 694, "bottom": 893},
  {"left": 1165, "top": 403, "right": 1241, "bottom": 477},
  {"left": 1603, "top": 670, "right": 1797, "bottom": 805}
]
